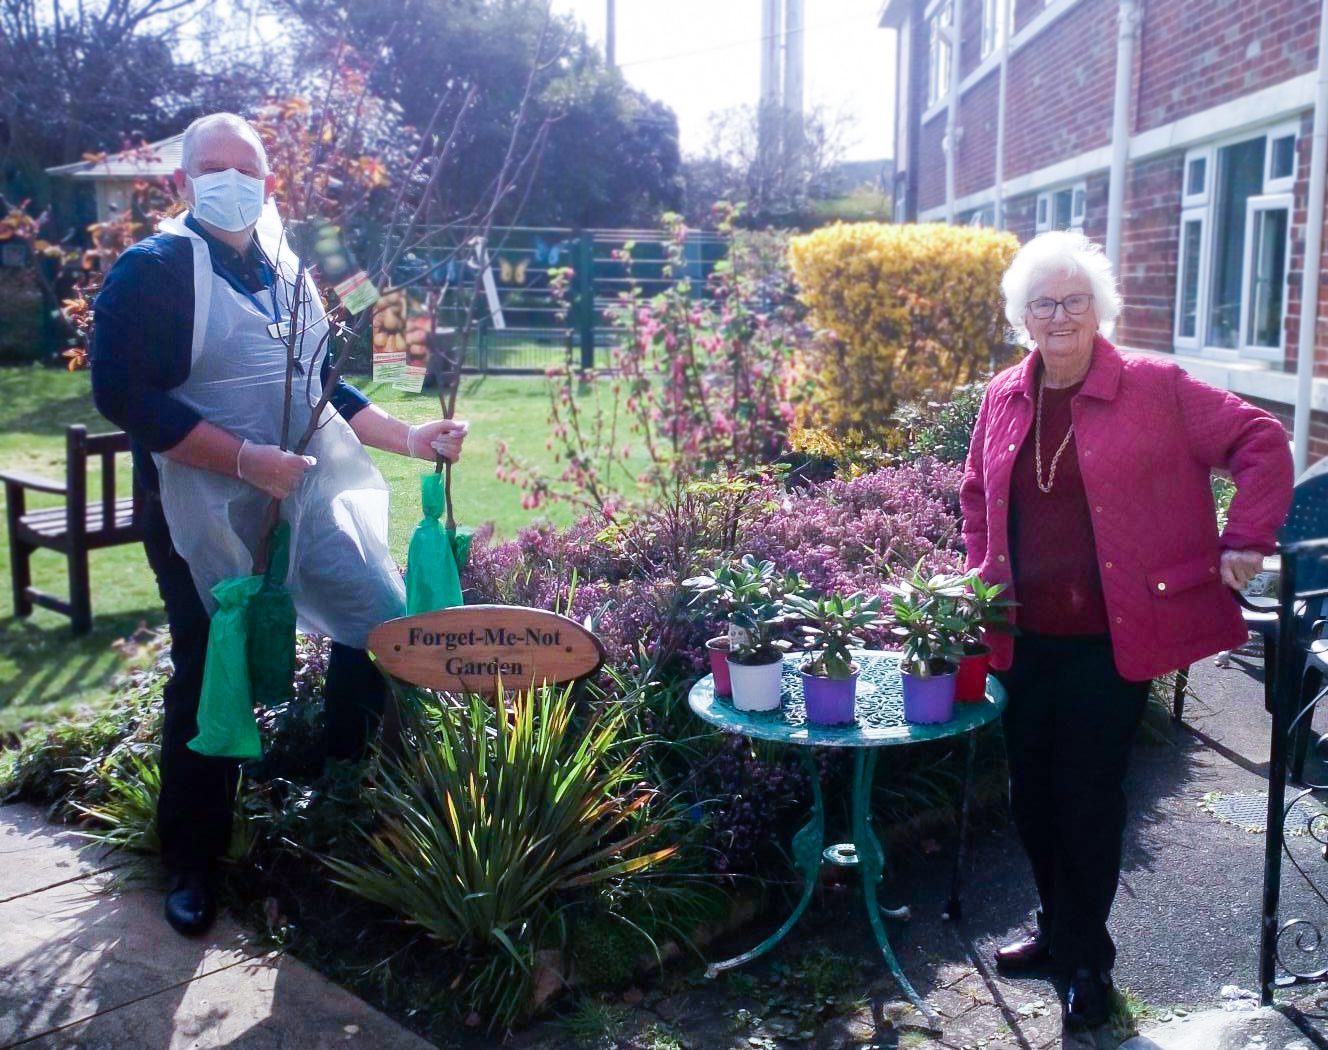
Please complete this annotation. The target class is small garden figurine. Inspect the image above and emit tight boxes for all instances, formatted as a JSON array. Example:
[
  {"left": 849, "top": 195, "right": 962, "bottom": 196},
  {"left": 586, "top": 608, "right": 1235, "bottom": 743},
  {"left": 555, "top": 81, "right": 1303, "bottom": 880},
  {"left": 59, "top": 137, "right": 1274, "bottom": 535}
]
[{"left": 784, "top": 590, "right": 885, "bottom": 724}]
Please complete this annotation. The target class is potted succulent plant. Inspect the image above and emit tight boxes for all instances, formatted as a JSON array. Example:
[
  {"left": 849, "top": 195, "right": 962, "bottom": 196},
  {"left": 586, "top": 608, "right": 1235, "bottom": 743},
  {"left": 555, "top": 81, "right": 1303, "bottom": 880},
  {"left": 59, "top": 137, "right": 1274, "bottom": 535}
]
[
  {"left": 954, "top": 573, "right": 1014, "bottom": 702},
  {"left": 784, "top": 590, "right": 886, "bottom": 725},
  {"left": 887, "top": 566, "right": 969, "bottom": 724},
  {"left": 683, "top": 559, "right": 749, "bottom": 697},
  {"left": 685, "top": 556, "right": 802, "bottom": 708}
]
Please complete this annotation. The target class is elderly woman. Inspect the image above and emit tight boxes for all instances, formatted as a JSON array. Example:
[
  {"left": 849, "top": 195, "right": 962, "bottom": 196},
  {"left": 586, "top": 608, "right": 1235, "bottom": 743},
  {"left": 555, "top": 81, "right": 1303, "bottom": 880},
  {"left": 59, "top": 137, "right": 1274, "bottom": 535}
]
[{"left": 960, "top": 230, "right": 1293, "bottom": 1028}]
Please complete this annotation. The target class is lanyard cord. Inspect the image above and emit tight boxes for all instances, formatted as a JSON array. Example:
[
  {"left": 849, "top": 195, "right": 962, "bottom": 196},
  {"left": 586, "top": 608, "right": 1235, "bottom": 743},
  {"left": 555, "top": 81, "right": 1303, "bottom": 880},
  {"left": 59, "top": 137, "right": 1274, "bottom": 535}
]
[{"left": 214, "top": 249, "right": 285, "bottom": 325}]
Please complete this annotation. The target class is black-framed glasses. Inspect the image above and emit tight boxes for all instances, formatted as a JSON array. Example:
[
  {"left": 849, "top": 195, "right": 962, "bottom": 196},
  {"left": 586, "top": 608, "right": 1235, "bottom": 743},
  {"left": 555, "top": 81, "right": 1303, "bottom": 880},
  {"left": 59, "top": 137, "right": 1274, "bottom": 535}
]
[{"left": 1027, "top": 293, "right": 1094, "bottom": 320}]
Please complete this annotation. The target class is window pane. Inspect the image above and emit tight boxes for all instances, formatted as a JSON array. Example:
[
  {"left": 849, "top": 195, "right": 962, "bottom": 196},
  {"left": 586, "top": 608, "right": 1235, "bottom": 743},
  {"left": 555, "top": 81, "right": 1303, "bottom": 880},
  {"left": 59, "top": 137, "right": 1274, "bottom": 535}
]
[
  {"left": 1053, "top": 189, "right": 1072, "bottom": 229},
  {"left": 1206, "top": 137, "right": 1265, "bottom": 348},
  {"left": 1072, "top": 187, "right": 1086, "bottom": 221},
  {"left": 1246, "top": 207, "right": 1288, "bottom": 348},
  {"left": 1186, "top": 156, "right": 1206, "bottom": 197},
  {"left": 1037, "top": 197, "right": 1048, "bottom": 225},
  {"left": 1178, "top": 219, "right": 1202, "bottom": 339},
  {"left": 1271, "top": 135, "right": 1295, "bottom": 181}
]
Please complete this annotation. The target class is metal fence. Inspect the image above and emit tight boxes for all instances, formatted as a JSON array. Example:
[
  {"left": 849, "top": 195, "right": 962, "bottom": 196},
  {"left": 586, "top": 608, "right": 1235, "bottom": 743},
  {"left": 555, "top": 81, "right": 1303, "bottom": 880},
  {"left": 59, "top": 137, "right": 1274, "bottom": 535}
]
[{"left": 382, "top": 224, "right": 730, "bottom": 374}]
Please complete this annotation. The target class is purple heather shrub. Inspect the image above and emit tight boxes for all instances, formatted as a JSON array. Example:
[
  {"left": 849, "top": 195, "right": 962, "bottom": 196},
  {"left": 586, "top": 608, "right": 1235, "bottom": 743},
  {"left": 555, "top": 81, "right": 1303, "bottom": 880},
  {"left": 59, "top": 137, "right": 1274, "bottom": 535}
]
[{"left": 739, "top": 458, "right": 965, "bottom": 646}]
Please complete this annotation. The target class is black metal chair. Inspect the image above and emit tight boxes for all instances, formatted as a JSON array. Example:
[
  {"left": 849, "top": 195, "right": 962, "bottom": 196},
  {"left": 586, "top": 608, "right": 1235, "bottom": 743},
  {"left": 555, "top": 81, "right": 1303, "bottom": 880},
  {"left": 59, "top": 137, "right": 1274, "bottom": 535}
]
[{"left": 1259, "top": 469, "right": 1328, "bottom": 1003}]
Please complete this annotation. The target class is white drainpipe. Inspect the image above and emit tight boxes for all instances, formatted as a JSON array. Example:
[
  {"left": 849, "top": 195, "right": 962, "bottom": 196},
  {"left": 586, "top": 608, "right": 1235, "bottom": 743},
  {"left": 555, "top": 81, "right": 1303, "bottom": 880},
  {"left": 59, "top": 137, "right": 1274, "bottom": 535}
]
[
  {"left": 1294, "top": 0, "right": 1328, "bottom": 474},
  {"left": 993, "top": 6, "right": 1010, "bottom": 229},
  {"left": 1105, "top": 0, "right": 1141, "bottom": 268},
  {"left": 944, "top": 1, "right": 962, "bottom": 223}
]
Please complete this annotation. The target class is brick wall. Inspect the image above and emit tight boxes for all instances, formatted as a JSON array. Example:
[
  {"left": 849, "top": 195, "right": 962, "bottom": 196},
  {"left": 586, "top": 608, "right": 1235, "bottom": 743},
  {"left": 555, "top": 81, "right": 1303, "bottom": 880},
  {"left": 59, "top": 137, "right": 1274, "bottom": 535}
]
[
  {"left": 956, "top": 70, "right": 1000, "bottom": 198},
  {"left": 1116, "top": 152, "right": 1185, "bottom": 352},
  {"left": 918, "top": 116, "right": 949, "bottom": 213},
  {"left": 1136, "top": 0, "right": 1319, "bottom": 134},
  {"left": 1003, "top": 1, "right": 1116, "bottom": 182}
]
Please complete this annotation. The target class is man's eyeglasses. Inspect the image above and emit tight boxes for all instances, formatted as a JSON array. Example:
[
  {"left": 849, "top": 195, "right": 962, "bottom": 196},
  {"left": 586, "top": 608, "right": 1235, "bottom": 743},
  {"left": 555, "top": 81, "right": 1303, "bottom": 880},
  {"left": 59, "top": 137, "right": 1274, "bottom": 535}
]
[{"left": 1027, "top": 293, "right": 1094, "bottom": 320}]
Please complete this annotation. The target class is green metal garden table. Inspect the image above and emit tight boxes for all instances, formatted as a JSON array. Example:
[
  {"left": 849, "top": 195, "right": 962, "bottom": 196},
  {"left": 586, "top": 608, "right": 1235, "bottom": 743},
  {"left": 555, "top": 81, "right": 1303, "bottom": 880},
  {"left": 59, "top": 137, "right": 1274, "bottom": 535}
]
[{"left": 687, "top": 650, "right": 1007, "bottom": 1031}]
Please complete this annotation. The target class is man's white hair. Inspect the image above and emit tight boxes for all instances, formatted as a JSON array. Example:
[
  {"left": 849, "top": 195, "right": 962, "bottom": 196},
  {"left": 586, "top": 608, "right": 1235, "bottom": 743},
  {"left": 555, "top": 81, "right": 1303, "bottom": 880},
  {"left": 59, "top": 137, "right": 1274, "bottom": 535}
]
[
  {"left": 1001, "top": 230, "right": 1122, "bottom": 345},
  {"left": 180, "top": 113, "right": 269, "bottom": 176}
]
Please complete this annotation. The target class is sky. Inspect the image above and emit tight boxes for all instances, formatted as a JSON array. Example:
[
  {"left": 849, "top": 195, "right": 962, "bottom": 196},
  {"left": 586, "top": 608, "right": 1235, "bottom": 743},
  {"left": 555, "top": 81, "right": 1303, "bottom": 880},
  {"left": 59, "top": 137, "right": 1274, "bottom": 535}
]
[{"left": 548, "top": 0, "right": 896, "bottom": 162}]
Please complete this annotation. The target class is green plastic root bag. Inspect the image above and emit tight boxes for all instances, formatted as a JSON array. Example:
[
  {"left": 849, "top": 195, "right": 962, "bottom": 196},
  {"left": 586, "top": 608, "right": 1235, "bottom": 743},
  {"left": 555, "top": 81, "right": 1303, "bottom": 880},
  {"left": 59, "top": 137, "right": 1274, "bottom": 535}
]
[
  {"left": 247, "top": 521, "right": 297, "bottom": 707},
  {"left": 189, "top": 575, "right": 265, "bottom": 759},
  {"left": 405, "top": 473, "right": 463, "bottom": 614}
]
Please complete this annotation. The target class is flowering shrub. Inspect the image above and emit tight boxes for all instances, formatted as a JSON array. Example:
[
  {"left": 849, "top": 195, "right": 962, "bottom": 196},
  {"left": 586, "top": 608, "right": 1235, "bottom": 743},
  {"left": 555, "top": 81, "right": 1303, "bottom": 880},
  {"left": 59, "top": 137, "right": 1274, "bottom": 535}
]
[
  {"left": 789, "top": 222, "right": 1017, "bottom": 439},
  {"left": 464, "top": 459, "right": 966, "bottom": 872},
  {"left": 496, "top": 207, "right": 812, "bottom": 515}
]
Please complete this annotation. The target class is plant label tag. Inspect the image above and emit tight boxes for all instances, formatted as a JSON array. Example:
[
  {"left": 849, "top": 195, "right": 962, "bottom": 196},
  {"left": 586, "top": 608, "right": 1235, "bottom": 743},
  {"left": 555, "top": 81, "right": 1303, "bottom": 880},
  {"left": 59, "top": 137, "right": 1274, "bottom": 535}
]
[{"left": 334, "top": 271, "right": 381, "bottom": 315}]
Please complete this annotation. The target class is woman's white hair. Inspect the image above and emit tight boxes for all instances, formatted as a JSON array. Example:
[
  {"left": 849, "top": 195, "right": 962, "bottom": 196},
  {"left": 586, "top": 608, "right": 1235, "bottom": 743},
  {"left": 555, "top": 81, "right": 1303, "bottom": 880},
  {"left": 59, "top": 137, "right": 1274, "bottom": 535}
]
[
  {"left": 1001, "top": 230, "right": 1123, "bottom": 345},
  {"left": 180, "top": 113, "right": 269, "bottom": 176}
]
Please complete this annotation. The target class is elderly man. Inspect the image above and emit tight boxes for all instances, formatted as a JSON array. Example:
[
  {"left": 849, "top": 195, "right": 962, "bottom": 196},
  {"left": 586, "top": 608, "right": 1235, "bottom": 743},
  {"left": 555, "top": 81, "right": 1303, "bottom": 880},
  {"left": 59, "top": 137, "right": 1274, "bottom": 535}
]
[{"left": 91, "top": 112, "right": 466, "bottom": 936}]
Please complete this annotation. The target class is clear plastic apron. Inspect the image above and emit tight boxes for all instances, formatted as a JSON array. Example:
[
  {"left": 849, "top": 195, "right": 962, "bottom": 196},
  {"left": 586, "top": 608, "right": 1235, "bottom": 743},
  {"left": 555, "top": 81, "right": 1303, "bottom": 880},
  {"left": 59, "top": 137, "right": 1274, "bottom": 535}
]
[{"left": 153, "top": 206, "right": 405, "bottom": 648}]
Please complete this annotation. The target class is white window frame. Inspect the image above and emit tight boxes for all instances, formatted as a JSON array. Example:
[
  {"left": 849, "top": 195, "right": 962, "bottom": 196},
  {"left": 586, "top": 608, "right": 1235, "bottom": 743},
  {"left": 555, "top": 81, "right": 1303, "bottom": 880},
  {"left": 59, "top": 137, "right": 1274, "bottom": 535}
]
[
  {"left": 1176, "top": 124, "right": 1298, "bottom": 364},
  {"left": 926, "top": 1, "right": 953, "bottom": 108},
  {"left": 1173, "top": 207, "right": 1209, "bottom": 350},
  {"left": 1238, "top": 193, "right": 1294, "bottom": 361},
  {"left": 980, "top": 0, "right": 1009, "bottom": 60},
  {"left": 1182, "top": 147, "right": 1212, "bottom": 207},
  {"left": 1264, "top": 121, "right": 1300, "bottom": 193},
  {"left": 1035, "top": 182, "right": 1086, "bottom": 233}
]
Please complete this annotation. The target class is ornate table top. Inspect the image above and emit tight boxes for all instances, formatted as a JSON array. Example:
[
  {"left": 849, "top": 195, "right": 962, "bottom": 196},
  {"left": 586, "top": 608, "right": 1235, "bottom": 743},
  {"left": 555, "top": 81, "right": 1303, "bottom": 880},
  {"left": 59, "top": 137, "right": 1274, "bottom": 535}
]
[{"left": 687, "top": 650, "right": 1007, "bottom": 748}]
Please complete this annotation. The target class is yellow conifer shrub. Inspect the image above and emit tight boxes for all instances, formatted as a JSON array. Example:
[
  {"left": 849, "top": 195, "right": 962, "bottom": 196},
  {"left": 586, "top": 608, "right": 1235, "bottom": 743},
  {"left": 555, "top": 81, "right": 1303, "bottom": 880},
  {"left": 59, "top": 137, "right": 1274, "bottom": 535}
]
[{"left": 789, "top": 222, "right": 1018, "bottom": 438}]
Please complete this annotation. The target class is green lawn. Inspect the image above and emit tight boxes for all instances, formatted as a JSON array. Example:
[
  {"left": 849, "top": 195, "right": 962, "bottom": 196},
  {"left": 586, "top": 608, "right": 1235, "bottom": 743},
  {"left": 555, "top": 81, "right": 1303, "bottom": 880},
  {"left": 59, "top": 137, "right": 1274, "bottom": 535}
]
[{"left": 0, "top": 366, "right": 582, "bottom": 735}]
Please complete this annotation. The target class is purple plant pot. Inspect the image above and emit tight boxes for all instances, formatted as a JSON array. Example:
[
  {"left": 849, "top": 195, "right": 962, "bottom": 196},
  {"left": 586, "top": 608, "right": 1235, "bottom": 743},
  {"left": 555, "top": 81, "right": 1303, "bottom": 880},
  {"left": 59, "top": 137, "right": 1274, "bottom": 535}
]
[
  {"left": 901, "top": 662, "right": 957, "bottom": 724},
  {"left": 801, "top": 668, "right": 858, "bottom": 725},
  {"left": 706, "top": 637, "right": 732, "bottom": 697}
]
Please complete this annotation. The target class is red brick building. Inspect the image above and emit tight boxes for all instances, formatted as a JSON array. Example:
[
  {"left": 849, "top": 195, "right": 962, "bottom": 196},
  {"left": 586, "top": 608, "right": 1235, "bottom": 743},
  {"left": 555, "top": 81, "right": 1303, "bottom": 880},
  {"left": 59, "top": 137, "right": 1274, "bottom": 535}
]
[{"left": 880, "top": 0, "right": 1328, "bottom": 468}]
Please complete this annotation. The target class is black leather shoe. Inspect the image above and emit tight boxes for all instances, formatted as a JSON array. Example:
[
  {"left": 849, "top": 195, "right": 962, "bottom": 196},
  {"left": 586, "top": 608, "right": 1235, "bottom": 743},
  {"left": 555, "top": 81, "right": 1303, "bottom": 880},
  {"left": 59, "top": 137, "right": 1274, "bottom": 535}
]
[
  {"left": 1065, "top": 968, "right": 1113, "bottom": 1030},
  {"left": 164, "top": 869, "right": 217, "bottom": 937},
  {"left": 994, "top": 933, "right": 1052, "bottom": 973}
]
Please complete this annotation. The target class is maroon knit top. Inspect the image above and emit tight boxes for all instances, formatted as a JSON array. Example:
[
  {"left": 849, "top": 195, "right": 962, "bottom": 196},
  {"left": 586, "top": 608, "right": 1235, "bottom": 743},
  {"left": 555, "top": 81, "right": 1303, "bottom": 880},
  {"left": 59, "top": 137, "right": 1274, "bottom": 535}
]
[{"left": 1008, "top": 376, "right": 1109, "bottom": 636}]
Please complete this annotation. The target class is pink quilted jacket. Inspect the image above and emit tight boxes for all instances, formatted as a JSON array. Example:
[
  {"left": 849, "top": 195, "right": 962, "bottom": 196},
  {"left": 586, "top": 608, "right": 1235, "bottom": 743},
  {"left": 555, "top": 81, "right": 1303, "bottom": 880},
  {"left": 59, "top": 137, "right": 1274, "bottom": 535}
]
[{"left": 960, "top": 336, "right": 1294, "bottom": 681}]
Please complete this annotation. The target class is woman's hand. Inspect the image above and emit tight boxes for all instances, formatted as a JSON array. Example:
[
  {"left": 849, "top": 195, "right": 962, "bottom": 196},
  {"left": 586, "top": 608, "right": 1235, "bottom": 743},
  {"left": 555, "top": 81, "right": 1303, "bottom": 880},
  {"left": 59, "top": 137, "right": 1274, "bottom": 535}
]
[
  {"left": 406, "top": 419, "right": 469, "bottom": 462},
  {"left": 1220, "top": 548, "right": 1266, "bottom": 591}
]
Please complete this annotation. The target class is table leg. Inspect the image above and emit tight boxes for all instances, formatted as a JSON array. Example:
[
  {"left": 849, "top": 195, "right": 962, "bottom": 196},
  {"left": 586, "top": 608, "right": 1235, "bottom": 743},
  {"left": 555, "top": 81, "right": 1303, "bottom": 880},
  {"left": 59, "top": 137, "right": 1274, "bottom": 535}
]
[
  {"left": 943, "top": 732, "right": 977, "bottom": 922},
  {"left": 853, "top": 749, "right": 942, "bottom": 1032},
  {"left": 705, "top": 750, "right": 826, "bottom": 979}
]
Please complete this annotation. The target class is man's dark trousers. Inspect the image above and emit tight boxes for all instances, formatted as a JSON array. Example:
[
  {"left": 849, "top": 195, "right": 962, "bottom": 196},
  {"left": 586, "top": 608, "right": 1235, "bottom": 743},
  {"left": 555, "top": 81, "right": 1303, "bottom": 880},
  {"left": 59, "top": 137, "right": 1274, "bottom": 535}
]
[
  {"left": 997, "top": 632, "right": 1150, "bottom": 974},
  {"left": 141, "top": 494, "right": 387, "bottom": 871}
]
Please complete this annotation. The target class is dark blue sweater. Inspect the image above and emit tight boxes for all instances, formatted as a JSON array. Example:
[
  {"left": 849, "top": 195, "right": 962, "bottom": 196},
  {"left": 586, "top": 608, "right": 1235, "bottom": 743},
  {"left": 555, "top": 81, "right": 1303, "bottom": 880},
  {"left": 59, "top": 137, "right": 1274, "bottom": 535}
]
[{"left": 90, "top": 217, "right": 370, "bottom": 492}]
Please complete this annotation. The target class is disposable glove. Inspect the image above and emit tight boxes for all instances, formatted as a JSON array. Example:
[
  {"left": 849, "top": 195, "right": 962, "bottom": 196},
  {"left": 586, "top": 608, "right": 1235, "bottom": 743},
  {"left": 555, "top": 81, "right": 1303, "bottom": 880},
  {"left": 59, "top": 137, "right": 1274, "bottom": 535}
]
[
  {"left": 236, "top": 440, "right": 316, "bottom": 499},
  {"left": 407, "top": 419, "right": 469, "bottom": 463}
]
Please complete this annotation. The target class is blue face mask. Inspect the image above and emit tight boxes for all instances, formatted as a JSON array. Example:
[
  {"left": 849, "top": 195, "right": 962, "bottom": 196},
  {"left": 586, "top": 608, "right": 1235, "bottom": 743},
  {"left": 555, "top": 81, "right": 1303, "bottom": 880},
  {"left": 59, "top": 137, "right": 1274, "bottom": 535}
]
[{"left": 189, "top": 169, "right": 266, "bottom": 232}]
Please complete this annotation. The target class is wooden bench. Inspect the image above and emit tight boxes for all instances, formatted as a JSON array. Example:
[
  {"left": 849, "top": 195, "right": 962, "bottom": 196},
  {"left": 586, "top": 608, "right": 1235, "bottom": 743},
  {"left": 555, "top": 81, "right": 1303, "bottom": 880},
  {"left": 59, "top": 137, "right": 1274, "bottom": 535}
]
[{"left": 2, "top": 425, "right": 144, "bottom": 635}]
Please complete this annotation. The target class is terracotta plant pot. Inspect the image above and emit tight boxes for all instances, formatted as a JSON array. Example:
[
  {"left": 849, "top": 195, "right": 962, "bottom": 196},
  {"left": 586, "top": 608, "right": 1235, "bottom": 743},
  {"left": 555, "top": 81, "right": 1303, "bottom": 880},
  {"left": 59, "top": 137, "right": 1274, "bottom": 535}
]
[
  {"left": 955, "top": 645, "right": 991, "bottom": 702},
  {"left": 800, "top": 664, "right": 858, "bottom": 725},
  {"left": 706, "top": 636, "right": 733, "bottom": 697},
  {"left": 726, "top": 655, "right": 785, "bottom": 712},
  {"left": 901, "top": 659, "right": 958, "bottom": 724}
]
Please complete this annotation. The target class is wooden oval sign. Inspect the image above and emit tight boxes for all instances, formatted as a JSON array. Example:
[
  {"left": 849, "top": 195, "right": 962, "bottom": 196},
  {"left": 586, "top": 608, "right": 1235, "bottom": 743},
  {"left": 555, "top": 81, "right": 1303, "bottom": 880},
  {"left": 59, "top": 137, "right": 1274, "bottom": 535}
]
[{"left": 368, "top": 605, "right": 606, "bottom": 694}]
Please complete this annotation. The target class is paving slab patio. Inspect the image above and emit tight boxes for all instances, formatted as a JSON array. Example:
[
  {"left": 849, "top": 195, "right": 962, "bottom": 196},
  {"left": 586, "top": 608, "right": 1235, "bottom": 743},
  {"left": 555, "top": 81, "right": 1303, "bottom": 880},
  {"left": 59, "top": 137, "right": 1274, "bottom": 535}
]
[{"left": 4, "top": 653, "right": 1328, "bottom": 1049}]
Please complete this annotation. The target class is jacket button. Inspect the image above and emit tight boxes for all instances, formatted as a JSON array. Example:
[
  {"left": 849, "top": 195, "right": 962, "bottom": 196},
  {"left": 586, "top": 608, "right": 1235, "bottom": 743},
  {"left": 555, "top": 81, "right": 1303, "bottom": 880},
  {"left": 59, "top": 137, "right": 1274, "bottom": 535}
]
[
  {"left": 1115, "top": 616, "right": 1122, "bottom": 624},
  {"left": 1209, "top": 566, "right": 1217, "bottom": 574},
  {"left": 996, "top": 497, "right": 1005, "bottom": 506},
  {"left": 1105, "top": 561, "right": 1113, "bottom": 569},
  {"left": 1007, "top": 443, "right": 1016, "bottom": 452},
  {"left": 1157, "top": 581, "right": 1167, "bottom": 592},
  {"left": 1095, "top": 505, "right": 1103, "bottom": 513},
  {"left": 997, "top": 554, "right": 1007, "bottom": 562}
]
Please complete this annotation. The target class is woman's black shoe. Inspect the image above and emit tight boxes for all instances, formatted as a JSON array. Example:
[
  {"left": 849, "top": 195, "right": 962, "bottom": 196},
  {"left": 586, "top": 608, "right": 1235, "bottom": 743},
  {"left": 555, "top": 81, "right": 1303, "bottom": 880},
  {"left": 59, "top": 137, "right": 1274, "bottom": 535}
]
[
  {"left": 994, "top": 934, "right": 1052, "bottom": 973},
  {"left": 1065, "top": 968, "right": 1113, "bottom": 1029},
  {"left": 164, "top": 869, "right": 217, "bottom": 937}
]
